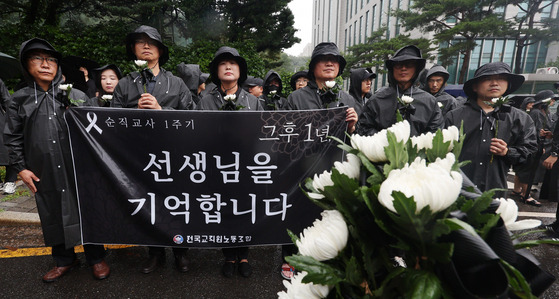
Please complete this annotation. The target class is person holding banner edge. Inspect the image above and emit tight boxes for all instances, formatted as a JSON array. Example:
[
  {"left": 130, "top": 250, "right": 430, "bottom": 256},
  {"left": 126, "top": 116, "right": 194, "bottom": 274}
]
[
  {"left": 4, "top": 38, "right": 109, "bottom": 282},
  {"left": 198, "top": 46, "right": 263, "bottom": 278},
  {"left": 284, "top": 42, "right": 358, "bottom": 280},
  {"left": 113, "top": 25, "right": 194, "bottom": 274}
]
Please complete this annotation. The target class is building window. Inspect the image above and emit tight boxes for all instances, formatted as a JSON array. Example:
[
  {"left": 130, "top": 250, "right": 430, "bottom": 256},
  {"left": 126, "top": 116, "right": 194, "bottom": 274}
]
[
  {"left": 541, "top": 0, "right": 552, "bottom": 19},
  {"left": 365, "top": 10, "right": 370, "bottom": 40},
  {"left": 355, "top": 0, "right": 358, "bottom": 14},
  {"left": 517, "top": 2, "right": 528, "bottom": 19},
  {"left": 361, "top": 0, "right": 364, "bottom": 9},
  {"left": 359, "top": 16, "right": 363, "bottom": 43},
  {"left": 354, "top": 20, "right": 357, "bottom": 45},
  {"left": 379, "top": 0, "right": 383, "bottom": 29},
  {"left": 345, "top": 29, "right": 348, "bottom": 51},
  {"left": 372, "top": 5, "right": 376, "bottom": 32},
  {"left": 480, "top": 39, "right": 493, "bottom": 65},
  {"left": 349, "top": 25, "right": 352, "bottom": 46},
  {"left": 492, "top": 39, "right": 505, "bottom": 62},
  {"left": 346, "top": 0, "right": 349, "bottom": 22}
]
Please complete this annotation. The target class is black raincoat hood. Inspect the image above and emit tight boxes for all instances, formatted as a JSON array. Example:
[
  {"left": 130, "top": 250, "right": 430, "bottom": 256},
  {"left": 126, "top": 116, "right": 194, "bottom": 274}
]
[
  {"left": 93, "top": 64, "right": 122, "bottom": 92},
  {"left": 385, "top": 45, "right": 426, "bottom": 72},
  {"left": 463, "top": 62, "right": 524, "bottom": 99},
  {"left": 308, "top": 42, "right": 346, "bottom": 79},
  {"left": 422, "top": 65, "right": 450, "bottom": 95},
  {"left": 349, "top": 68, "right": 376, "bottom": 100},
  {"left": 290, "top": 70, "right": 309, "bottom": 90},
  {"left": 209, "top": 46, "right": 248, "bottom": 86},
  {"left": 177, "top": 63, "right": 202, "bottom": 91},
  {"left": 385, "top": 45, "right": 426, "bottom": 89},
  {"left": 19, "top": 38, "right": 63, "bottom": 89},
  {"left": 263, "top": 69, "right": 283, "bottom": 95},
  {"left": 125, "top": 25, "right": 169, "bottom": 66},
  {"left": 533, "top": 89, "right": 558, "bottom": 108}
]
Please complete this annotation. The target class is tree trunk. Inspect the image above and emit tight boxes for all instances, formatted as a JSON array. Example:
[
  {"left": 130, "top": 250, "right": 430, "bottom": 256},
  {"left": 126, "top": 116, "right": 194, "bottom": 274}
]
[
  {"left": 458, "top": 50, "right": 471, "bottom": 84},
  {"left": 514, "top": 41, "right": 525, "bottom": 74}
]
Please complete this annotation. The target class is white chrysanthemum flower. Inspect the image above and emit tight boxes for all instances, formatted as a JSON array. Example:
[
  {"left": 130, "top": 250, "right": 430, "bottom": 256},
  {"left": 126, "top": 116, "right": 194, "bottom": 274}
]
[
  {"left": 324, "top": 81, "right": 336, "bottom": 88},
  {"left": 378, "top": 153, "right": 462, "bottom": 214},
  {"left": 296, "top": 210, "right": 349, "bottom": 261},
  {"left": 437, "top": 102, "right": 443, "bottom": 108},
  {"left": 59, "top": 84, "right": 72, "bottom": 91},
  {"left": 542, "top": 98, "right": 552, "bottom": 103},
  {"left": 495, "top": 198, "right": 542, "bottom": 231},
  {"left": 101, "top": 95, "right": 113, "bottom": 101},
  {"left": 312, "top": 170, "right": 333, "bottom": 192},
  {"left": 491, "top": 98, "right": 499, "bottom": 104},
  {"left": 224, "top": 94, "right": 236, "bottom": 101},
  {"left": 277, "top": 271, "right": 331, "bottom": 299},
  {"left": 270, "top": 90, "right": 277, "bottom": 95},
  {"left": 411, "top": 132, "right": 434, "bottom": 150},
  {"left": 334, "top": 154, "right": 360, "bottom": 179},
  {"left": 401, "top": 95, "right": 414, "bottom": 104},
  {"left": 135, "top": 60, "right": 148, "bottom": 67},
  {"left": 350, "top": 120, "right": 410, "bottom": 163},
  {"left": 442, "top": 126, "right": 460, "bottom": 150}
]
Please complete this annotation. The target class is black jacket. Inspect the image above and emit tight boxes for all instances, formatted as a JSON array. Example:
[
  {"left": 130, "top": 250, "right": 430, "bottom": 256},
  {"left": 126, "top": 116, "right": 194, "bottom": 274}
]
[
  {"left": 4, "top": 39, "right": 89, "bottom": 247},
  {"left": 445, "top": 100, "right": 537, "bottom": 192},
  {"left": 111, "top": 68, "right": 194, "bottom": 110},
  {"left": 0, "top": 79, "right": 11, "bottom": 165},
  {"left": 197, "top": 86, "right": 263, "bottom": 111},
  {"left": 286, "top": 81, "right": 357, "bottom": 111},
  {"left": 262, "top": 70, "right": 287, "bottom": 110},
  {"left": 348, "top": 68, "right": 374, "bottom": 116}
]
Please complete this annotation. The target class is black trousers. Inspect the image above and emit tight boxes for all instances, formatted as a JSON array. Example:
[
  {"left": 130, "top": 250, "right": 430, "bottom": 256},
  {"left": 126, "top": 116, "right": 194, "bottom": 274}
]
[
  {"left": 222, "top": 247, "right": 249, "bottom": 262},
  {"left": 52, "top": 243, "right": 105, "bottom": 267}
]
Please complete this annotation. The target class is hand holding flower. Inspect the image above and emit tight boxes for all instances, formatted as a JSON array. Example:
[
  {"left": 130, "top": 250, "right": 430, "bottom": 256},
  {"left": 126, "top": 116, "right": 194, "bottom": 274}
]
[
  {"left": 137, "top": 93, "right": 161, "bottom": 110},
  {"left": 489, "top": 138, "right": 508, "bottom": 156}
]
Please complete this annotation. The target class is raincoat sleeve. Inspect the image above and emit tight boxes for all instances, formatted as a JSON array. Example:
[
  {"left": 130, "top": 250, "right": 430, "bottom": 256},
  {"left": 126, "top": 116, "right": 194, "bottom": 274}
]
[
  {"left": 503, "top": 114, "right": 538, "bottom": 166},
  {"left": 4, "top": 93, "right": 26, "bottom": 173},
  {"left": 111, "top": 80, "right": 126, "bottom": 108},
  {"left": 356, "top": 96, "right": 380, "bottom": 136},
  {"left": 173, "top": 80, "right": 195, "bottom": 110},
  {"left": 0, "top": 79, "right": 10, "bottom": 113}
]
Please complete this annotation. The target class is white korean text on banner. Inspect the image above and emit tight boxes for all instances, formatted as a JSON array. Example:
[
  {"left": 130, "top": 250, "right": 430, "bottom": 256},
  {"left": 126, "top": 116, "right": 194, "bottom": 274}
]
[{"left": 66, "top": 107, "right": 347, "bottom": 248}]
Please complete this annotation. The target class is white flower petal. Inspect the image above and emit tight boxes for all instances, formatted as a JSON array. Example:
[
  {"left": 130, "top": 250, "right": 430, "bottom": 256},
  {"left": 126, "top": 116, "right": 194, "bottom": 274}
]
[
  {"left": 297, "top": 210, "right": 348, "bottom": 261},
  {"left": 135, "top": 60, "right": 147, "bottom": 67},
  {"left": 506, "top": 219, "right": 542, "bottom": 231},
  {"left": 325, "top": 81, "right": 336, "bottom": 88}
]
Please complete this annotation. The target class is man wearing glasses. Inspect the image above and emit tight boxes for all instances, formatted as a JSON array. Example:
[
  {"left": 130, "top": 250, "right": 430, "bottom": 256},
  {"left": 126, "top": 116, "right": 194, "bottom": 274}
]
[
  {"left": 4, "top": 38, "right": 109, "bottom": 282},
  {"left": 357, "top": 45, "right": 443, "bottom": 136}
]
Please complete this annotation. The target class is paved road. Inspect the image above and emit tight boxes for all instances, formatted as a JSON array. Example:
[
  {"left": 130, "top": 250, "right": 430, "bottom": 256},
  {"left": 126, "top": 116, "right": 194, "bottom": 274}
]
[{"left": 1, "top": 182, "right": 559, "bottom": 298}]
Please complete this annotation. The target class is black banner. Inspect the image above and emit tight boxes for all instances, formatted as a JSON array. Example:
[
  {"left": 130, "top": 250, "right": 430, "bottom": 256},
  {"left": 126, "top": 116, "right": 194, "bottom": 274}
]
[{"left": 66, "top": 107, "right": 347, "bottom": 248}]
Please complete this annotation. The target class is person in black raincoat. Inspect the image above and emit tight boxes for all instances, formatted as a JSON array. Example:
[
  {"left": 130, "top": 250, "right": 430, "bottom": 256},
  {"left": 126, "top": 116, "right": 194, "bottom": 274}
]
[
  {"left": 357, "top": 45, "right": 443, "bottom": 136},
  {"left": 348, "top": 67, "right": 376, "bottom": 116},
  {"left": 4, "top": 38, "right": 109, "bottom": 282},
  {"left": 176, "top": 63, "right": 208, "bottom": 106},
  {"left": 422, "top": 65, "right": 458, "bottom": 116},
  {"left": 245, "top": 77, "right": 264, "bottom": 99},
  {"left": 113, "top": 25, "right": 193, "bottom": 274},
  {"left": 111, "top": 25, "right": 194, "bottom": 110},
  {"left": 0, "top": 79, "right": 18, "bottom": 194},
  {"left": 197, "top": 46, "right": 260, "bottom": 278},
  {"left": 289, "top": 70, "right": 309, "bottom": 91},
  {"left": 197, "top": 46, "right": 263, "bottom": 111},
  {"left": 445, "top": 62, "right": 538, "bottom": 195},
  {"left": 286, "top": 42, "right": 358, "bottom": 133},
  {"left": 88, "top": 64, "right": 122, "bottom": 107},
  {"left": 261, "top": 70, "right": 287, "bottom": 110}
]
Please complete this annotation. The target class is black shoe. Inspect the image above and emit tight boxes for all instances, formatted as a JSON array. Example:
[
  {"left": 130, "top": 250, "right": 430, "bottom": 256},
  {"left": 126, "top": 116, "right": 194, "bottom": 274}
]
[
  {"left": 222, "top": 262, "right": 235, "bottom": 278},
  {"left": 238, "top": 261, "right": 252, "bottom": 278},
  {"left": 175, "top": 254, "right": 189, "bottom": 272},
  {"left": 141, "top": 254, "right": 165, "bottom": 274},
  {"left": 544, "top": 222, "right": 559, "bottom": 236}
]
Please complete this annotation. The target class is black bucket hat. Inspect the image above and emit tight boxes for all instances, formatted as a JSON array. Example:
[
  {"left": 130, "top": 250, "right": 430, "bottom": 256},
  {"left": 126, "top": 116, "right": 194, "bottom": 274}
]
[
  {"left": 125, "top": 25, "right": 169, "bottom": 66},
  {"left": 385, "top": 45, "right": 426, "bottom": 72},
  {"left": 19, "top": 38, "right": 62, "bottom": 64},
  {"left": 93, "top": 64, "right": 122, "bottom": 91},
  {"left": 209, "top": 46, "right": 248, "bottom": 85},
  {"left": 533, "top": 90, "right": 559, "bottom": 107},
  {"left": 463, "top": 62, "right": 525, "bottom": 99},
  {"left": 290, "top": 70, "right": 309, "bottom": 90},
  {"left": 308, "top": 42, "right": 346, "bottom": 78}
]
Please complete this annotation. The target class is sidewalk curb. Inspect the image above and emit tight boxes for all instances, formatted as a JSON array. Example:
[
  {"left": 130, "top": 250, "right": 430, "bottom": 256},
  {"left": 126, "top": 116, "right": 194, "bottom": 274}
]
[{"left": 0, "top": 211, "right": 41, "bottom": 226}]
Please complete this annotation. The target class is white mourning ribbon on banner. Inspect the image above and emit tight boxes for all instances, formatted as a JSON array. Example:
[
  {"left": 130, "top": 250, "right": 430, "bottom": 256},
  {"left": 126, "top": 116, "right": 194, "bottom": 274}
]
[{"left": 85, "top": 112, "right": 103, "bottom": 134}]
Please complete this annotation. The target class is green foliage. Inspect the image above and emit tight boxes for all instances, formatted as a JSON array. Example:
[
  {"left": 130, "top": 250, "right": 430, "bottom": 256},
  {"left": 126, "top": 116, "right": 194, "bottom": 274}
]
[{"left": 343, "top": 28, "right": 435, "bottom": 79}]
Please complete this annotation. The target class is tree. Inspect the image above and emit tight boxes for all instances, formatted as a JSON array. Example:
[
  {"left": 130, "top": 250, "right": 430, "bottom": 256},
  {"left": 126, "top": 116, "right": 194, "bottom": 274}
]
[
  {"left": 506, "top": 0, "right": 559, "bottom": 74},
  {"left": 343, "top": 27, "right": 435, "bottom": 79},
  {"left": 395, "top": 0, "right": 508, "bottom": 83},
  {"left": 218, "top": 0, "right": 300, "bottom": 53}
]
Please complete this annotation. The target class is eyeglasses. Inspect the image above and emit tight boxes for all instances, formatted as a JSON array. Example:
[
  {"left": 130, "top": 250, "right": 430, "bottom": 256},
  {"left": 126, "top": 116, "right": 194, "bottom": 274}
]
[
  {"left": 135, "top": 39, "right": 158, "bottom": 47},
  {"left": 29, "top": 56, "right": 58, "bottom": 66},
  {"left": 393, "top": 61, "right": 416, "bottom": 69},
  {"left": 296, "top": 78, "right": 309, "bottom": 85}
]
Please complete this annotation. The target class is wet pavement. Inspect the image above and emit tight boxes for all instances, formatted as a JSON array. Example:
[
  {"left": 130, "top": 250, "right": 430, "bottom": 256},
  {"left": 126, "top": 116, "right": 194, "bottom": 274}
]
[{"left": 1, "top": 179, "right": 559, "bottom": 298}]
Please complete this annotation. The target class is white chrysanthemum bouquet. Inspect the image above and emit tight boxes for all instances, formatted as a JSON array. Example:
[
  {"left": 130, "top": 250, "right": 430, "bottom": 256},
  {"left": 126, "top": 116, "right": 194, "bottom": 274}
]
[{"left": 279, "top": 120, "right": 555, "bottom": 298}]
